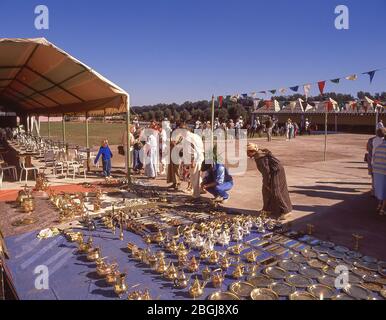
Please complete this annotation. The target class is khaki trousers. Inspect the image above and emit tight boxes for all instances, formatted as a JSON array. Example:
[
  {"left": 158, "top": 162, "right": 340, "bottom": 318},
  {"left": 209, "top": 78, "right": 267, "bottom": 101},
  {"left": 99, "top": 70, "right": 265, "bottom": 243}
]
[{"left": 190, "top": 161, "right": 203, "bottom": 199}]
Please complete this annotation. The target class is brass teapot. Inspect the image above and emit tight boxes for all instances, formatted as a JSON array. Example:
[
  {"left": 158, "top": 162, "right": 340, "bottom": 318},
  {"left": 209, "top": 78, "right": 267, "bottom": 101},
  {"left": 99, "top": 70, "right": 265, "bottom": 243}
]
[
  {"left": 211, "top": 271, "right": 225, "bottom": 289},
  {"left": 188, "top": 277, "right": 205, "bottom": 299},
  {"left": 174, "top": 270, "right": 189, "bottom": 289},
  {"left": 156, "top": 256, "right": 168, "bottom": 274},
  {"left": 105, "top": 267, "right": 119, "bottom": 285},
  {"left": 209, "top": 251, "right": 219, "bottom": 265},
  {"left": 87, "top": 247, "right": 101, "bottom": 261},
  {"left": 202, "top": 266, "right": 211, "bottom": 282},
  {"left": 187, "top": 256, "right": 199, "bottom": 273},
  {"left": 220, "top": 256, "right": 231, "bottom": 270},
  {"left": 164, "top": 263, "right": 178, "bottom": 281},
  {"left": 232, "top": 264, "right": 245, "bottom": 279},
  {"left": 114, "top": 273, "right": 128, "bottom": 296}
]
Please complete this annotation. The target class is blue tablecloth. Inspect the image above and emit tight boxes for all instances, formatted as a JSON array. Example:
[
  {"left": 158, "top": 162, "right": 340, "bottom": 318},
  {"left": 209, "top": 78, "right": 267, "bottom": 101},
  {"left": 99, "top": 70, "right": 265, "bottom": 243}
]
[{"left": 4, "top": 225, "right": 301, "bottom": 300}]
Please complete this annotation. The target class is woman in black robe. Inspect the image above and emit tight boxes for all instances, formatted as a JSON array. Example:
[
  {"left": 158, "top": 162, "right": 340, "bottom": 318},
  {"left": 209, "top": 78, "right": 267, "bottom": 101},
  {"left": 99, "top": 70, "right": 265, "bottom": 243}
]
[{"left": 247, "top": 143, "right": 292, "bottom": 220}]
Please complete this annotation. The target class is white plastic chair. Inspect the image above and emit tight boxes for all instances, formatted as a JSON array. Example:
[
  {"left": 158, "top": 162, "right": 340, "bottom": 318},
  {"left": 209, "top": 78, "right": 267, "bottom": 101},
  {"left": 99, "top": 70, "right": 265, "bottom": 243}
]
[{"left": 19, "top": 156, "right": 38, "bottom": 183}]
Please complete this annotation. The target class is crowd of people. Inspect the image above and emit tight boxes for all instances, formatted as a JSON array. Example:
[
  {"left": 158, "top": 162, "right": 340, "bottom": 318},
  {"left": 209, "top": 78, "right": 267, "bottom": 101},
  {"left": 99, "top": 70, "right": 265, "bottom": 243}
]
[{"left": 99, "top": 117, "right": 294, "bottom": 221}]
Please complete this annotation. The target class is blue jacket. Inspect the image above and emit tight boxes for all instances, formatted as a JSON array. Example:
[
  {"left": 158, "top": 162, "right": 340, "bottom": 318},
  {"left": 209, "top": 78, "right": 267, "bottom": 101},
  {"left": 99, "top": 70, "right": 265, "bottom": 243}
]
[
  {"left": 204, "top": 163, "right": 233, "bottom": 185},
  {"left": 94, "top": 146, "right": 113, "bottom": 164}
]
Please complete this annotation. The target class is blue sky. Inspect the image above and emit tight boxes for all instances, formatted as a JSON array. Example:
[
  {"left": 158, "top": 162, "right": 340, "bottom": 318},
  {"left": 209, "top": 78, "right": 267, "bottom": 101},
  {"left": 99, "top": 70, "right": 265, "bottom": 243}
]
[{"left": 0, "top": 0, "right": 385, "bottom": 105}]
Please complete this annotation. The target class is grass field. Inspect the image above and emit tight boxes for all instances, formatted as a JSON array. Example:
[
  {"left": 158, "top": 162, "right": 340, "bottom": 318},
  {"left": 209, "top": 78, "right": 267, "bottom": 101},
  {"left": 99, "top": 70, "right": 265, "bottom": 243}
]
[{"left": 39, "top": 122, "right": 126, "bottom": 147}]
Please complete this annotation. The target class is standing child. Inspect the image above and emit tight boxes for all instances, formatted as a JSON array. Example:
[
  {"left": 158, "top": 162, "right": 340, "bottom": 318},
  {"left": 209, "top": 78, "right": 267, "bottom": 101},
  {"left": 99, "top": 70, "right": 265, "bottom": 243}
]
[{"left": 94, "top": 139, "right": 113, "bottom": 178}]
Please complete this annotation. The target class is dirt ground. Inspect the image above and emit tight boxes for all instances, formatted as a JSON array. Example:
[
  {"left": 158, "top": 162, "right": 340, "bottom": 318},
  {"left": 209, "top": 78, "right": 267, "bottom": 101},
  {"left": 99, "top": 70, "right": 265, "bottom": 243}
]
[{"left": 110, "top": 133, "right": 386, "bottom": 260}]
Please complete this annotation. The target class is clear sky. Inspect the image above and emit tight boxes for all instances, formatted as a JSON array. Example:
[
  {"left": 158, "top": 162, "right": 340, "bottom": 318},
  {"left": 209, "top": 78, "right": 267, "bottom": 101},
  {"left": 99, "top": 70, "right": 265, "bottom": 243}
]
[{"left": 0, "top": 0, "right": 385, "bottom": 105}]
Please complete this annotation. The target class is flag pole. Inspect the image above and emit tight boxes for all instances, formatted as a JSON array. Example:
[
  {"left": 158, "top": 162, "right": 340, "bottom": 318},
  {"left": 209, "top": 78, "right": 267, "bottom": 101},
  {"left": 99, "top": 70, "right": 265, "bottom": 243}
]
[
  {"left": 211, "top": 95, "right": 215, "bottom": 157},
  {"left": 324, "top": 107, "right": 328, "bottom": 161}
]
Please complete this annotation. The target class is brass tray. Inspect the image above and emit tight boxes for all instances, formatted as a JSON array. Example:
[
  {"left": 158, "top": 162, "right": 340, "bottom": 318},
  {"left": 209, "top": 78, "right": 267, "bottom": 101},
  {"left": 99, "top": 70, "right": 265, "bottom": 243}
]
[
  {"left": 307, "top": 259, "right": 328, "bottom": 270},
  {"left": 317, "top": 253, "right": 330, "bottom": 263},
  {"left": 320, "top": 241, "right": 335, "bottom": 248},
  {"left": 334, "top": 246, "right": 350, "bottom": 253},
  {"left": 343, "top": 256, "right": 362, "bottom": 265},
  {"left": 362, "top": 256, "right": 378, "bottom": 263},
  {"left": 250, "top": 288, "right": 279, "bottom": 300},
  {"left": 307, "top": 284, "right": 335, "bottom": 300},
  {"left": 229, "top": 281, "right": 255, "bottom": 298},
  {"left": 269, "top": 282, "right": 295, "bottom": 297},
  {"left": 263, "top": 266, "right": 287, "bottom": 280},
  {"left": 343, "top": 284, "right": 372, "bottom": 300},
  {"left": 346, "top": 251, "right": 362, "bottom": 259},
  {"left": 313, "top": 246, "right": 329, "bottom": 253},
  {"left": 290, "top": 254, "right": 307, "bottom": 264},
  {"left": 332, "top": 294, "right": 355, "bottom": 301},
  {"left": 207, "top": 291, "right": 240, "bottom": 300},
  {"left": 318, "top": 275, "right": 336, "bottom": 288},
  {"left": 285, "top": 274, "right": 313, "bottom": 288},
  {"left": 289, "top": 291, "right": 317, "bottom": 300},
  {"left": 354, "top": 261, "right": 379, "bottom": 272},
  {"left": 381, "top": 289, "right": 386, "bottom": 299},
  {"left": 278, "top": 259, "right": 300, "bottom": 272},
  {"left": 299, "top": 266, "right": 323, "bottom": 279},
  {"left": 326, "top": 249, "right": 345, "bottom": 259},
  {"left": 352, "top": 267, "right": 373, "bottom": 277},
  {"left": 247, "top": 274, "right": 274, "bottom": 288},
  {"left": 362, "top": 282, "right": 384, "bottom": 293},
  {"left": 301, "top": 249, "right": 317, "bottom": 259}
]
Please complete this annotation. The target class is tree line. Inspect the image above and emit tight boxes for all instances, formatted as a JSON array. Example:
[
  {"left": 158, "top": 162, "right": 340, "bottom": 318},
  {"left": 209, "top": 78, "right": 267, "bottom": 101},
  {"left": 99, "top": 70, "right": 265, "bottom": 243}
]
[{"left": 131, "top": 91, "right": 386, "bottom": 123}]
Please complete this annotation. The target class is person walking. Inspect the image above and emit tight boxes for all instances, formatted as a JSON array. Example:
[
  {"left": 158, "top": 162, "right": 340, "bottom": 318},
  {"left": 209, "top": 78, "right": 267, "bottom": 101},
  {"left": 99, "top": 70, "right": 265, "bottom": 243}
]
[
  {"left": 247, "top": 143, "right": 292, "bottom": 220},
  {"left": 372, "top": 135, "right": 386, "bottom": 216},
  {"left": 265, "top": 117, "right": 274, "bottom": 142},
  {"left": 94, "top": 139, "right": 113, "bottom": 178}
]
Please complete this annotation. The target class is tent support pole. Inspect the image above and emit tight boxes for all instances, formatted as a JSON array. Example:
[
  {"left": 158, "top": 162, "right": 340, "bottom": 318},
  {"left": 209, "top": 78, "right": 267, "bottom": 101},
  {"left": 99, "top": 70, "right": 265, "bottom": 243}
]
[
  {"left": 48, "top": 115, "right": 51, "bottom": 139},
  {"left": 126, "top": 95, "right": 132, "bottom": 184},
  {"left": 324, "top": 111, "right": 328, "bottom": 161},
  {"left": 335, "top": 114, "right": 338, "bottom": 133},
  {"left": 376, "top": 109, "right": 379, "bottom": 134},
  {"left": 211, "top": 95, "right": 215, "bottom": 161},
  {"left": 62, "top": 114, "right": 66, "bottom": 143},
  {"left": 85, "top": 112, "right": 90, "bottom": 172}
]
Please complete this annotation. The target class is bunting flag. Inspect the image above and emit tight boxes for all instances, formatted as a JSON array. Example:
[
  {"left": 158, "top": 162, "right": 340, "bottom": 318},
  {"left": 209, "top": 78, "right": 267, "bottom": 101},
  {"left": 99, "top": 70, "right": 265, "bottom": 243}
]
[
  {"left": 242, "top": 93, "right": 248, "bottom": 98},
  {"left": 279, "top": 88, "right": 287, "bottom": 94},
  {"left": 253, "top": 99, "right": 261, "bottom": 111},
  {"left": 269, "top": 90, "right": 277, "bottom": 95},
  {"left": 259, "top": 91, "right": 267, "bottom": 95},
  {"left": 318, "top": 81, "right": 326, "bottom": 95},
  {"left": 329, "top": 98, "right": 338, "bottom": 105},
  {"left": 289, "top": 101, "right": 297, "bottom": 111},
  {"left": 346, "top": 74, "right": 358, "bottom": 81},
  {"left": 303, "top": 84, "right": 311, "bottom": 98},
  {"left": 351, "top": 102, "right": 357, "bottom": 110},
  {"left": 290, "top": 86, "right": 299, "bottom": 92},
  {"left": 218, "top": 96, "right": 223, "bottom": 108},
  {"left": 226, "top": 95, "right": 231, "bottom": 100},
  {"left": 265, "top": 100, "right": 273, "bottom": 109},
  {"left": 331, "top": 78, "right": 341, "bottom": 84},
  {"left": 325, "top": 101, "right": 334, "bottom": 112},
  {"left": 363, "top": 70, "right": 377, "bottom": 84},
  {"left": 305, "top": 104, "right": 315, "bottom": 112},
  {"left": 250, "top": 92, "right": 257, "bottom": 98}
]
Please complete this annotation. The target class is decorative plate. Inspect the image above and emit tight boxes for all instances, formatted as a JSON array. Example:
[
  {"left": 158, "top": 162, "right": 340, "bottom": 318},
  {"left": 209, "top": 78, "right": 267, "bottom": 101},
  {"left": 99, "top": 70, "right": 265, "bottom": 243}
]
[
  {"left": 250, "top": 288, "right": 279, "bottom": 300},
  {"left": 278, "top": 260, "right": 300, "bottom": 272},
  {"left": 343, "top": 284, "right": 372, "bottom": 300},
  {"left": 318, "top": 275, "right": 336, "bottom": 287},
  {"left": 291, "top": 254, "right": 307, "bottom": 264},
  {"left": 362, "top": 282, "right": 384, "bottom": 293},
  {"left": 207, "top": 291, "right": 240, "bottom": 300},
  {"left": 299, "top": 266, "right": 323, "bottom": 279},
  {"left": 285, "top": 274, "right": 313, "bottom": 288},
  {"left": 332, "top": 294, "right": 356, "bottom": 301},
  {"left": 362, "top": 256, "right": 378, "bottom": 264},
  {"left": 289, "top": 291, "right": 317, "bottom": 300},
  {"left": 334, "top": 246, "right": 350, "bottom": 253},
  {"left": 352, "top": 267, "right": 373, "bottom": 277},
  {"left": 307, "top": 284, "right": 335, "bottom": 300},
  {"left": 301, "top": 249, "right": 317, "bottom": 259},
  {"left": 320, "top": 241, "right": 335, "bottom": 248},
  {"left": 229, "top": 281, "right": 255, "bottom": 298},
  {"left": 313, "top": 246, "right": 329, "bottom": 254},
  {"left": 343, "top": 256, "right": 362, "bottom": 265},
  {"left": 269, "top": 282, "right": 295, "bottom": 297},
  {"left": 354, "top": 261, "right": 379, "bottom": 272},
  {"left": 346, "top": 251, "right": 362, "bottom": 259},
  {"left": 263, "top": 266, "right": 287, "bottom": 280},
  {"left": 247, "top": 274, "right": 274, "bottom": 288},
  {"left": 317, "top": 253, "right": 330, "bottom": 263},
  {"left": 307, "top": 259, "right": 328, "bottom": 270},
  {"left": 326, "top": 249, "right": 345, "bottom": 259}
]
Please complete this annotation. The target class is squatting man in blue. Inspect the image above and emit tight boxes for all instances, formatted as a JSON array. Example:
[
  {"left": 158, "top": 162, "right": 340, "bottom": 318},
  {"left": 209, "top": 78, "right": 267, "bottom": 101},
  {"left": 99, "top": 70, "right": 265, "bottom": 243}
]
[{"left": 200, "top": 161, "right": 234, "bottom": 203}]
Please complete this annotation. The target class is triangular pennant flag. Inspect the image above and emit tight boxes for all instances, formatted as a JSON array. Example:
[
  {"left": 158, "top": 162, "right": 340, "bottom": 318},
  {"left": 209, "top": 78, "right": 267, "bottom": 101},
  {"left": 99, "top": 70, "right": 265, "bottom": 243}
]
[
  {"left": 226, "top": 95, "right": 231, "bottom": 100},
  {"left": 218, "top": 96, "right": 223, "bottom": 108},
  {"left": 363, "top": 70, "right": 377, "bottom": 84},
  {"left": 329, "top": 98, "right": 338, "bottom": 105},
  {"left": 305, "top": 104, "right": 314, "bottom": 112},
  {"left": 290, "top": 86, "right": 299, "bottom": 92},
  {"left": 346, "top": 74, "right": 358, "bottom": 81},
  {"left": 331, "top": 78, "right": 340, "bottom": 84},
  {"left": 318, "top": 81, "right": 326, "bottom": 95},
  {"left": 297, "top": 98, "right": 305, "bottom": 112},
  {"left": 303, "top": 84, "right": 311, "bottom": 98},
  {"left": 259, "top": 91, "right": 267, "bottom": 95},
  {"left": 250, "top": 92, "right": 257, "bottom": 98},
  {"left": 242, "top": 93, "right": 248, "bottom": 98},
  {"left": 269, "top": 90, "right": 277, "bottom": 95},
  {"left": 289, "top": 101, "right": 297, "bottom": 111},
  {"left": 325, "top": 101, "right": 334, "bottom": 112},
  {"left": 279, "top": 88, "right": 286, "bottom": 94},
  {"left": 265, "top": 100, "right": 273, "bottom": 109}
]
